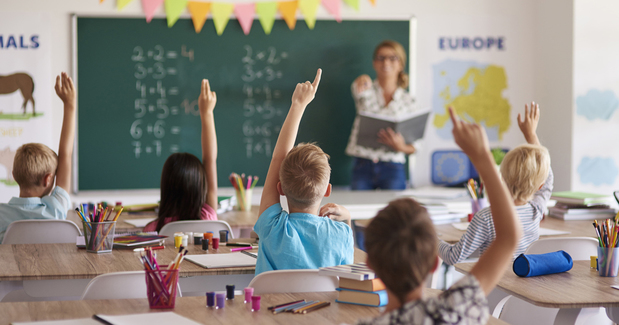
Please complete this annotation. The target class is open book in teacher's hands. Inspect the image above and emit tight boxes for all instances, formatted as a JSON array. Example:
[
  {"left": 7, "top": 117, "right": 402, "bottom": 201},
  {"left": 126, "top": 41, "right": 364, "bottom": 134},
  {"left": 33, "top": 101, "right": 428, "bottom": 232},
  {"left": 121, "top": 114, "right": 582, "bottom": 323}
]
[{"left": 356, "top": 109, "right": 430, "bottom": 151}]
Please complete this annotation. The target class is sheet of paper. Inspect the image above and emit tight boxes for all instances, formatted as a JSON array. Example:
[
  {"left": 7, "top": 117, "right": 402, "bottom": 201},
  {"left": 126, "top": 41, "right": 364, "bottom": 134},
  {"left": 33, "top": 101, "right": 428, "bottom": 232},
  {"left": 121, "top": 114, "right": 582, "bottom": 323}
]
[
  {"left": 398, "top": 187, "right": 468, "bottom": 200},
  {"left": 452, "top": 222, "right": 470, "bottom": 231},
  {"left": 539, "top": 227, "right": 571, "bottom": 236},
  {"left": 123, "top": 218, "right": 156, "bottom": 227},
  {"left": 13, "top": 319, "right": 100, "bottom": 325},
  {"left": 185, "top": 253, "right": 257, "bottom": 268},
  {"left": 94, "top": 312, "right": 201, "bottom": 325}
]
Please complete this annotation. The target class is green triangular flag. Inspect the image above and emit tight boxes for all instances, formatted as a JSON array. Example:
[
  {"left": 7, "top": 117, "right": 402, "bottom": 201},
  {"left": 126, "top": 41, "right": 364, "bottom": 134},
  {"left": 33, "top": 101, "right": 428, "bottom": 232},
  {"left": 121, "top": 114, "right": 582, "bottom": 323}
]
[
  {"left": 299, "top": 0, "right": 320, "bottom": 29},
  {"left": 212, "top": 3, "right": 235, "bottom": 35},
  {"left": 343, "top": 0, "right": 359, "bottom": 11},
  {"left": 256, "top": 2, "right": 278, "bottom": 35},
  {"left": 117, "top": 0, "right": 134, "bottom": 10},
  {"left": 165, "top": 0, "right": 188, "bottom": 27}
]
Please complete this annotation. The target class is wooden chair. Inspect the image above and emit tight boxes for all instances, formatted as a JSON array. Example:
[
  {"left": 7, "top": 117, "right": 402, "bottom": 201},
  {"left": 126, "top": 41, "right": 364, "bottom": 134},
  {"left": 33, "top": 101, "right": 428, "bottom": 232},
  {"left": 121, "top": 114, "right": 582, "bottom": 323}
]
[
  {"left": 159, "top": 220, "right": 234, "bottom": 238},
  {"left": 2, "top": 219, "right": 81, "bottom": 244},
  {"left": 248, "top": 269, "right": 338, "bottom": 295}
]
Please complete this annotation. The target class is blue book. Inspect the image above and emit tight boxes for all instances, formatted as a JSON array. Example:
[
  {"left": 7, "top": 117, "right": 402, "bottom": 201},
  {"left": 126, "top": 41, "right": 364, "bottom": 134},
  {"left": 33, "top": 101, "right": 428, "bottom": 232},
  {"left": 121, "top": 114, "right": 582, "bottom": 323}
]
[{"left": 335, "top": 288, "right": 388, "bottom": 307}]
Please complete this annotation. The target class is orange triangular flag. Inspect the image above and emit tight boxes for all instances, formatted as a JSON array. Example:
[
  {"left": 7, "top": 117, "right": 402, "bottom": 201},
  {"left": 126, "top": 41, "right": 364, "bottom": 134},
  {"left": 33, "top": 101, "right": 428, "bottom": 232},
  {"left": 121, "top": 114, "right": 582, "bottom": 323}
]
[
  {"left": 187, "top": 1, "right": 211, "bottom": 33},
  {"left": 369, "top": 0, "right": 375, "bottom": 5},
  {"left": 278, "top": 1, "right": 298, "bottom": 30}
]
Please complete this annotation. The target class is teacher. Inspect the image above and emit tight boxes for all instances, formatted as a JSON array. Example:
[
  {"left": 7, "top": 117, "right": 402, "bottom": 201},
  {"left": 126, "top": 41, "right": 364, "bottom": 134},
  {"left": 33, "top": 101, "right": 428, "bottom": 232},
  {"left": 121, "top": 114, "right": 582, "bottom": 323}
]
[{"left": 345, "top": 40, "right": 417, "bottom": 190}]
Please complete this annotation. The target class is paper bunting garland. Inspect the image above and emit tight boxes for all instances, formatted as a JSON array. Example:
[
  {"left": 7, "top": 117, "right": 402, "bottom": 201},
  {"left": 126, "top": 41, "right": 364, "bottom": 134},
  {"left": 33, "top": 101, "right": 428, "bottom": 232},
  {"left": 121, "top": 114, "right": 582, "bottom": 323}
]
[
  {"left": 165, "top": 0, "right": 187, "bottom": 27},
  {"left": 117, "top": 0, "right": 134, "bottom": 10},
  {"left": 343, "top": 0, "right": 359, "bottom": 11},
  {"left": 321, "top": 0, "right": 341, "bottom": 22},
  {"left": 212, "top": 2, "right": 235, "bottom": 35},
  {"left": 368, "top": 0, "right": 375, "bottom": 5},
  {"left": 234, "top": 3, "right": 255, "bottom": 35},
  {"left": 278, "top": 1, "right": 298, "bottom": 30},
  {"left": 256, "top": 2, "right": 278, "bottom": 35},
  {"left": 299, "top": 0, "right": 320, "bottom": 29},
  {"left": 142, "top": 0, "right": 164, "bottom": 23},
  {"left": 187, "top": 1, "right": 211, "bottom": 32}
]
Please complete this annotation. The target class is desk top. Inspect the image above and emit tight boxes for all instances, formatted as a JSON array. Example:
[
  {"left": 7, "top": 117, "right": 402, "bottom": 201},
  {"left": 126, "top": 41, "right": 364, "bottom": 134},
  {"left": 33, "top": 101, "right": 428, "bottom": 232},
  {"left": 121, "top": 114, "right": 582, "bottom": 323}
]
[
  {"left": 0, "top": 241, "right": 367, "bottom": 281},
  {"left": 0, "top": 291, "right": 508, "bottom": 325},
  {"left": 455, "top": 261, "right": 619, "bottom": 309}
]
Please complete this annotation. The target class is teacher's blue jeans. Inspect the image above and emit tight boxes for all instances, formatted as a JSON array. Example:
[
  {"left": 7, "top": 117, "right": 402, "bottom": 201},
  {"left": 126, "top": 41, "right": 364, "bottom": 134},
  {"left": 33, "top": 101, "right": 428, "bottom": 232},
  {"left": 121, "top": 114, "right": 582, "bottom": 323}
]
[{"left": 350, "top": 158, "right": 407, "bottom": 190}]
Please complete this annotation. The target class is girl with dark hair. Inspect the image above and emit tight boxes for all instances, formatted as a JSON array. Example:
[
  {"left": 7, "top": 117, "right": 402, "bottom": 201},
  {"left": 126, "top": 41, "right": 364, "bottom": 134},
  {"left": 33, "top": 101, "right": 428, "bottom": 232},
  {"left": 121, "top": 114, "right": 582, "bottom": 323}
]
[{"left": 144, "top": 80, "right": 219, "bottom": 232}]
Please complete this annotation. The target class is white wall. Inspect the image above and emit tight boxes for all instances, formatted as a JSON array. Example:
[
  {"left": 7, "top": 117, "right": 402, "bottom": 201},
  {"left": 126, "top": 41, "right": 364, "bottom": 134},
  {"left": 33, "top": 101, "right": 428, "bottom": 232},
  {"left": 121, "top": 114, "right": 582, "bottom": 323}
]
[{"left": 2, "top": 0, "right": 583, "bottom": 199}]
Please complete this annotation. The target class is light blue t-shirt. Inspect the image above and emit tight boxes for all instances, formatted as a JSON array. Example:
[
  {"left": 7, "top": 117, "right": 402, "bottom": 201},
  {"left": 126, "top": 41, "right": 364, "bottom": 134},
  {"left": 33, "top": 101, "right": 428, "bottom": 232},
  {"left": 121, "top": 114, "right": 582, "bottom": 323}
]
[
  {"left": 253, "top": 203, "right": 354, "bottom": 275},
  {"left": 0, "top": 186, "right": 71, "bottom": 243}
]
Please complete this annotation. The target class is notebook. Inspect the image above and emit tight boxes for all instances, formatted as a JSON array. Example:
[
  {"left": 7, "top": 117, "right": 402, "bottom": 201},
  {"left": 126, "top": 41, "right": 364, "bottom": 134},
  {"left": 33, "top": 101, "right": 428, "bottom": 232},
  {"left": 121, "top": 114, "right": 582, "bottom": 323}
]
[
  {"left": 94, "top": 312, "right": 201, "bottom": 325},
  {"left": 184, "top": 253, "right": 257, "bottom": 268},
  {"left": 318, "top": 263, "right": 376, "bottom": 280},
  {"left": 356, "top": 109, "right": 430, "bottom": 150}
]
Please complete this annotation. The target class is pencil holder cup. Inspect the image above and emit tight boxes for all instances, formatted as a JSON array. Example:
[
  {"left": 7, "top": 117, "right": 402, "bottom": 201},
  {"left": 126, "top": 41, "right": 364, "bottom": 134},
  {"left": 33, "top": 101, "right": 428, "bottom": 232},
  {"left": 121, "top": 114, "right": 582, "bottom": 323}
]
[
  {"left": 597, "top": 247, "right": 619, "bottom": 277},
  {"left": 145, "top": 269, "right": 179, "bottom": 309},
  {"left": 83, "top": 221, "right": 116, "bottom": 254},
  {"left": 471, "top": 198, "right": 489, "bottom": 216},
  {"left": 235, "top": 188, "right": 252, "bottom": 211}
]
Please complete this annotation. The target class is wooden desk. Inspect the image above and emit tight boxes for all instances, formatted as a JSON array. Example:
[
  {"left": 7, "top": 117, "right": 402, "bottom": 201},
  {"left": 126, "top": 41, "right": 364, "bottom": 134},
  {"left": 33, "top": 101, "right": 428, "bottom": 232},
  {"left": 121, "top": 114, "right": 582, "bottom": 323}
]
[
  {"left": 0, "top": 291, "right": 508, "bottom": 325},
  {"left": 455, "top": 261, "right": 619, "bottom": 324}
]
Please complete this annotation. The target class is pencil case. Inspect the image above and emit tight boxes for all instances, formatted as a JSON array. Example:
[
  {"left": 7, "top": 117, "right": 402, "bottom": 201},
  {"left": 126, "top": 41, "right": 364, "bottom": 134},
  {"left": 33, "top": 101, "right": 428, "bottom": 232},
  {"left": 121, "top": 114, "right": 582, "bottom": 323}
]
[{"left": 513, "top": 250, "right": 573, "bottom": 277}]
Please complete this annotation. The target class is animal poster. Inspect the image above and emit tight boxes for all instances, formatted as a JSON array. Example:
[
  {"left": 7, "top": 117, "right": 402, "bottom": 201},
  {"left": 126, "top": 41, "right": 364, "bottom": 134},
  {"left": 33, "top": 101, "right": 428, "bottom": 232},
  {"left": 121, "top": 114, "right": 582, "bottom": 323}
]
[{"left": 0, "top": 12, "right": 52, "bottom": 201}]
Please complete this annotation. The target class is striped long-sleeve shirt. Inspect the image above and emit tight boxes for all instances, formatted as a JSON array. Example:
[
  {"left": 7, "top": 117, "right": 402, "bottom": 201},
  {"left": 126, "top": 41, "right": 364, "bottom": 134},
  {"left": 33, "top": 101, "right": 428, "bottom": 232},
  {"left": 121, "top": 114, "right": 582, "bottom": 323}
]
[{"left": 438, "top": 168, "right": 554, "bottom": 265}]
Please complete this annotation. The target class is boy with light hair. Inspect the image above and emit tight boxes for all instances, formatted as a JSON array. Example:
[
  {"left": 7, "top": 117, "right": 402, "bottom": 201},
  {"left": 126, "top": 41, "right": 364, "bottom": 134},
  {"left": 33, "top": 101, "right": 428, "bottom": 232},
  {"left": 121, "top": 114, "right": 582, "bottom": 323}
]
[
  {"left": 439, "top": 102, "right": 553, "bottom": 265},
  {"left": 254, "top": 69, "right": 354, "bottom": 275},
  {"left": 0, "top": 73, "right": 76, "bottom": 242}
]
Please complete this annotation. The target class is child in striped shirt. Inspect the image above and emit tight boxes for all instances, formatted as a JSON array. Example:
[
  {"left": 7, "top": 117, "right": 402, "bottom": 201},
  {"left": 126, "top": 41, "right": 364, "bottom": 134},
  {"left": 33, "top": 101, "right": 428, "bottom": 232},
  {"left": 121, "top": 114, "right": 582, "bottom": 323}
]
[{"left": 439, "top": 102, "right": 553, "bottom": 265}]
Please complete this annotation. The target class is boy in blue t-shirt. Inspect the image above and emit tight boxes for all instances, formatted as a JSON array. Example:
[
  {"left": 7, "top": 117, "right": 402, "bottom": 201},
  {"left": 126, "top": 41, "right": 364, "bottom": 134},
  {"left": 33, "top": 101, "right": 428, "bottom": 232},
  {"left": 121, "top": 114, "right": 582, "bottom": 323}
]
[
  {"left": 254, "top": 69, "right": 354, "bottom": 275},
  {"left": 0, "top": 73, "right": 76, "bottom": 242}
]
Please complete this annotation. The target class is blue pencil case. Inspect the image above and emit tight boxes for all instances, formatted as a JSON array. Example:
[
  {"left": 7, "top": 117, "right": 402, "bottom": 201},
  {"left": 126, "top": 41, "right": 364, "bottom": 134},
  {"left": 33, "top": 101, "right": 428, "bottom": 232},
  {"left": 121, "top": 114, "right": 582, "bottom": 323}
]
[{"left": 513, "top": 250, "right": 573, "bottom": 277}]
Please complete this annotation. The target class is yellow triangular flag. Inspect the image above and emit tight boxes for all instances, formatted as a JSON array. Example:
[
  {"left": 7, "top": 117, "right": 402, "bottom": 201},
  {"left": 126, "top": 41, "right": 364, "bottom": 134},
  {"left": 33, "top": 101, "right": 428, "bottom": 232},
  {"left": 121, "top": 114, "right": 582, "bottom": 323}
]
[
  {"left": 343, "top": 0, "right": 359, "bottom": 11},
  {"left": 368, "top": 0, "right": 376, "bottom": 5},
  {"left": 187, "top": 1, "right": 211, "bottom": 33},
  {"left": 298, "top": 0, "right": 320, "bottom": 29},
  {"left": 211, "top": 2, "right": 235, "bottom": 35},
  {"left": 278, "top": 1, "right": 298, "bottom": 30},
  {"left": 100, "top": 0, "right": 106, "bottom": 3},
  {"left": 256, "top": 2, "right": 278, "bottom": 35},
  {"left": 117, "top": 0, "right": 134, "bottom": 10},
  {"left": 165, "top": 0, "right": 188, "bottom": 27}
]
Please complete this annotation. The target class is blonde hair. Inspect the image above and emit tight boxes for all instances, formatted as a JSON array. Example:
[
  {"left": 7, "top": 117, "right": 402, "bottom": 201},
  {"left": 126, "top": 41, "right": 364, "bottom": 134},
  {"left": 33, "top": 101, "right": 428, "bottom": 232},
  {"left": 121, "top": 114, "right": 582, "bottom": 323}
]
[
  {"left": 13, "top": 143, "right": 58, "bottom": 188},
  {"left": 279, "top": 143, "right": 331, "bottom": 209},
  {"left": 500, "top": 144, "right": 550, "bottom": 202},
  {"left": 373, "top": 40, "right": 409, "bottom": 89}
]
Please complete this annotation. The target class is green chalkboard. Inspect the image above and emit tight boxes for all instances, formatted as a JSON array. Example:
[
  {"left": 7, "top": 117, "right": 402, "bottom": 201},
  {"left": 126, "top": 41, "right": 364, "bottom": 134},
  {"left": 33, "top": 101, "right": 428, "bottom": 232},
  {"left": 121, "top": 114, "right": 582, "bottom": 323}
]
[{"left": 76, "top": 17, "right": 410, "bottom": 190}]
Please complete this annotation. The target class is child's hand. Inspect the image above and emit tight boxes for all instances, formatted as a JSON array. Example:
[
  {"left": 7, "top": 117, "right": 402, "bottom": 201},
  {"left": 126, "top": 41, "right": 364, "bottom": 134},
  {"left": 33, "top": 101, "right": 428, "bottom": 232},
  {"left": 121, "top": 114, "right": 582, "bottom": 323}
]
[
  {"left": 199, "top": 79, "right": 217, "bottom": 115},
  {"left": 449, "top": 106, "right": 490, "bottom": 162},
  {"left": 517, "top": 101, "right": 541, "bottom": 145},
  {"left": 319, "top": 203, "right": 351, "bottom": 224},
  {"left": 54, "top": 72, "right": 76, "bottom": 108},
  {"left": 291, "top": 68, "right": 322, "bottom": 108},
  {"left": 354, "top": 74, "right": 372, "bottom": 93}
]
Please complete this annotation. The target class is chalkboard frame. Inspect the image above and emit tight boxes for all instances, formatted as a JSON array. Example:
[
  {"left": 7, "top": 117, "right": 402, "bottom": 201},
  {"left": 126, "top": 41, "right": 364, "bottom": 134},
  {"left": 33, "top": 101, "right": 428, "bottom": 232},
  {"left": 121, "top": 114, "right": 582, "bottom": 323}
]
[{"left": 71, "top": 15, "right": 416, "bottom": 193}]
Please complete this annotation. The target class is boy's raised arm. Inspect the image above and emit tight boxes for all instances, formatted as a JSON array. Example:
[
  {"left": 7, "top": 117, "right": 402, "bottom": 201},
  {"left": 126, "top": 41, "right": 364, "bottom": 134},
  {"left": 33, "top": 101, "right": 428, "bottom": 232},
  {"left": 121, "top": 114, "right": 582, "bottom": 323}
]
[
  {"left": 54, "top": 72, "right": 76, "bottom": 193},
  {"left": 517, "top": 101, "right": 541, "bottom": 146},
  {"left": 258, "top": 69, "right": 322, "bottom": 216},
  {"left": 449, "top": 107, "right": 522, "bottom": 295},
  {"left": 199, "top": 79, "right": 218, "bottom": 211}
]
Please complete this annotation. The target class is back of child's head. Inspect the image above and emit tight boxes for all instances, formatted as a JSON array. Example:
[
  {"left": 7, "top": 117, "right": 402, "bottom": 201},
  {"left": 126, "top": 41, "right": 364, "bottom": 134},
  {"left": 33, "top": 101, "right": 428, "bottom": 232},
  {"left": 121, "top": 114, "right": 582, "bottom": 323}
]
[
  {"left": 13, "top": 143, "right": 58, "bottom": 189},
  {"left": 279, "top": 142, "right": 330, "bottom": 209},
  {"left": 365, "top": 198, "right": 437, "bottom": 304},
  {"left": 157, "top": 153, "right": 206, "bottom": 231},
  {"left": 500, "top": 144, "right": 550, "bottom": 202}
]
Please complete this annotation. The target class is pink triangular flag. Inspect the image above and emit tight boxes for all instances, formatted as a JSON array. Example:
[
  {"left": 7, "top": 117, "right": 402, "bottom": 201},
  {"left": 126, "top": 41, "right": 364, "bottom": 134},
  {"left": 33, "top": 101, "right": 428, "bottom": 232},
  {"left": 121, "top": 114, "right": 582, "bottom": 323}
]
[
  {"left": 234, "top": 3, "right": 255, "bottom": 35},
  {"left": 321, "top": 0, "right": 341, "bottom": 22},
  {"left": 142, "top": 0, "right": 165, "bottom": 23}
]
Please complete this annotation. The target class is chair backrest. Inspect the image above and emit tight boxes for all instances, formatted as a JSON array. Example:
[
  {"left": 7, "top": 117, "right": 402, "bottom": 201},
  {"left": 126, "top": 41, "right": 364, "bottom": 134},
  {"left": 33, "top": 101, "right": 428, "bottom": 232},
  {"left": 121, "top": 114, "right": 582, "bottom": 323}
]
[
  {"left": 2, "top": 219, "right": 82, "bottom": 244},
  {"left": 81, "top": 271, "right": 182, "bottom": 300},
  {"left": 248, "top": 269, "right": 338, "bottom": 295},
  {"left": 159, "top": 220, "right": 234, "bottom": 238},
  {"left": 525, "top": 237, "right": 599, "bottom": 260}
]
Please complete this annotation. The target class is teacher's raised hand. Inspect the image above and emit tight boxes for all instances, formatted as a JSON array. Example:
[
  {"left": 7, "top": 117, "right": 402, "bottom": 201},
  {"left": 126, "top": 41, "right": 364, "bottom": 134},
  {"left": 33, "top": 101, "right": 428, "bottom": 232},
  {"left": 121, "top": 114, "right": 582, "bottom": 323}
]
[{"left": 354, "top": 74, "right": 372, "bottom": 94}]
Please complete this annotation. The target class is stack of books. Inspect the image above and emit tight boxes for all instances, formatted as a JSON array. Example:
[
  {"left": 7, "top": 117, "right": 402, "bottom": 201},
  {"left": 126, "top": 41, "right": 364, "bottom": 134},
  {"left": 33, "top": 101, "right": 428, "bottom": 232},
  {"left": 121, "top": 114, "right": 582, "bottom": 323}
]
[
  {"left": 549, "top": 192, "right": 617, "bottom": 220},
  {"left": 318, "top": 263, "right": 388, "bottom": 307}
]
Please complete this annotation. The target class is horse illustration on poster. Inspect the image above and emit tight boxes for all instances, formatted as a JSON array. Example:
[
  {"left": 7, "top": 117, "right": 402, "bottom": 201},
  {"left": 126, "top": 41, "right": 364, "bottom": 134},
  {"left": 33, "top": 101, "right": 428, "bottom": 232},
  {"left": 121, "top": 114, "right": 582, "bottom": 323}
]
[{"left": 0, "top": 73, "right": 35, "bottom": 116}]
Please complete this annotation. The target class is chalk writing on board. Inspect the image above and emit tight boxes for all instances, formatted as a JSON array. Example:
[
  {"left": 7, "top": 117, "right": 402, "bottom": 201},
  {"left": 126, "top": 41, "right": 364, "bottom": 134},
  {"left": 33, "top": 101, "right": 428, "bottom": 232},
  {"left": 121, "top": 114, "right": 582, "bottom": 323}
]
[{"left": 130, "top": 45, "right": 191, "bottom": 159}]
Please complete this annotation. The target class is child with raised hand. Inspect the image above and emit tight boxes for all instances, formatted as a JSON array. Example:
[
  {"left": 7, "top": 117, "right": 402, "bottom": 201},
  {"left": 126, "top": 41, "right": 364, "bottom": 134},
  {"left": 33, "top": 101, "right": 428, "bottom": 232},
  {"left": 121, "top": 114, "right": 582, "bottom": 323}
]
[
  {"left": 0, "top": 73, "right": 76, "bottom": 242},
  {"left": 357, "top": 107, "right": 521, "bottom": 325},
  {"left": 254, "top": 69, "right": 354, "bottom": 275},
  {"left": 144, "top": 79, "right": 219, "bottom": 232},
  {"left": 439, "top": 102, "right": 553, "bottom": 265}
]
